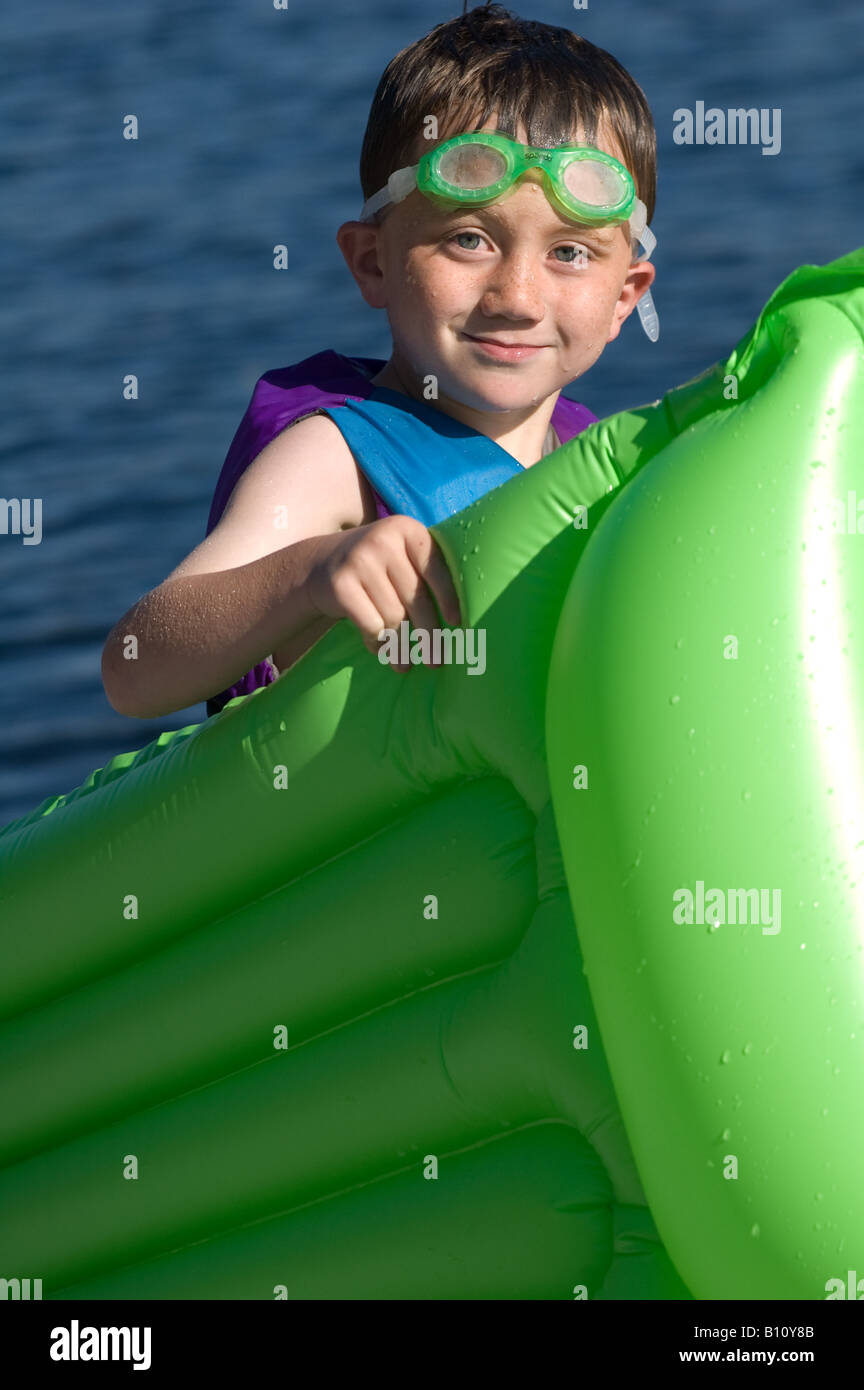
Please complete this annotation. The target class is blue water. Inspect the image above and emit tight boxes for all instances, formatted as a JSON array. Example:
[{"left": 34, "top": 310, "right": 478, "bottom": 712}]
[{"left": 1, "top": 0, "right": 861, "bottom": 826}]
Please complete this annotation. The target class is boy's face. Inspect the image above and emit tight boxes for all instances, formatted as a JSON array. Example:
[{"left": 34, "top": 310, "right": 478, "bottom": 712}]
[{"left": 338, "top": 118, "right": 656, "bottom": 416}]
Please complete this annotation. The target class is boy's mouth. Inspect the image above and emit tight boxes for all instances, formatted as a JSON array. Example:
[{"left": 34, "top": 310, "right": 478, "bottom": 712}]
[{"left": 460, "top": 332, "right": 548, "bottom": 363}]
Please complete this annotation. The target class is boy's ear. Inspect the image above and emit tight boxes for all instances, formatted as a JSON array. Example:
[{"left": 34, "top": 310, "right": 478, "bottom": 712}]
[
  {"left": 336, "top": 221, "right": 389, "bottom": 310},
  {"left": 606, "top": 260, "right": 657, "bottom": 344}
]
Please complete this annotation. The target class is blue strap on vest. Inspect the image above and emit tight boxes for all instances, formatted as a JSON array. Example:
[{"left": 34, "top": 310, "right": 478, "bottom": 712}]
[{"left": 319, "top": 385, "right": 524, "bottom": 526}]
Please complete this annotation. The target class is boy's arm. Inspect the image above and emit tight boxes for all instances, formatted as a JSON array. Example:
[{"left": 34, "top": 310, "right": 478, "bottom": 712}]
[{"left": 101, "top": 414, "right": 370, "bottom": 719}]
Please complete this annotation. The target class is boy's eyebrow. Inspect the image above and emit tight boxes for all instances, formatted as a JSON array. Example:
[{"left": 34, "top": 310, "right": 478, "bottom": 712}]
[{"left": 436, "top": 205, "right": 621, "bottom": 243}]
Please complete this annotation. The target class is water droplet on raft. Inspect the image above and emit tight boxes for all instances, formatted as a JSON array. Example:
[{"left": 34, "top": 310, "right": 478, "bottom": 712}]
[
  {"left": 720, "top": 1049, "right": 731, "bottom": 1064},
  {"left": 669, "top": 694, "right": 680, "bottom": 705},
  {"left": 751, "top": 1224, "right": 760, "bottom": 1238},
  {"left": 742, "top": 790, "right": 751, "bottom": 802}
]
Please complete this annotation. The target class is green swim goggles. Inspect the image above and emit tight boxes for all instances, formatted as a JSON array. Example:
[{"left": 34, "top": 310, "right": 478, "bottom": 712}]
[{"left": 359, "top": 130, "right": 658, "bottom": 341}]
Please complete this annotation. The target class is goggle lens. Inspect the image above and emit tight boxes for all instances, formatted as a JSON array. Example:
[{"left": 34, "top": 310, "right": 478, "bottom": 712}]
[
  {"left": 436, "top": 143, "right": 508, "bottom": 191},
  {"left": 561, "top": 157, "right": 627, "bottom": 210}
]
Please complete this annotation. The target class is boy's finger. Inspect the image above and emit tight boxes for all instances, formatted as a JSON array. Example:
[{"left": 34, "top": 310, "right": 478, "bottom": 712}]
[
  {"left": 404, "top": 591, "right": 443, "bottom": 636},
  {"left": 384, "top": 552, "right": 441, "bottom": 635},
  {"left": 362, "top": 573, "right": 408, "bottom": 637},
  {"left": 403, "top": 529, "right": 461, "bottom": 625},
  {"left": 340, "top": 581, "right": 389, "bottom": 649},
  {"left": 422, "top": 548, "right": 461, "bottom": 626}
]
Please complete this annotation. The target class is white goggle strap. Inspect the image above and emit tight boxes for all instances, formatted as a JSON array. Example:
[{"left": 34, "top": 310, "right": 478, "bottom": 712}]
[
  {"left": 628, "top": 198, "right": 660, "bottom": 341},
  {"left": 359, "top": 165, "right": 418, "bottom": 223}
]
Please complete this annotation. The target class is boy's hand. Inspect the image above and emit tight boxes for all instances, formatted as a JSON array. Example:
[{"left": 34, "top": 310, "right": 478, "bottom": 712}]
[{"left": 304, "top": 516, "right": 462, "bottom": 671}]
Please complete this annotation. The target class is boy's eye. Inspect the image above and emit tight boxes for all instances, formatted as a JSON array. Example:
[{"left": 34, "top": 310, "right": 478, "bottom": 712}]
[
  {"left": 450, "top": 231, "right": 483, "bottom": 251},
  {"left": 554, "top": 244, "right": 591, "bottom": 265}
]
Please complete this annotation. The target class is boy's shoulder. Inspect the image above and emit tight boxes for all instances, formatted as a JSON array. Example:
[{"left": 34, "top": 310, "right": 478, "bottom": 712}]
[{"left": 207, "top": 351, "right": 382, "bottom": 536}]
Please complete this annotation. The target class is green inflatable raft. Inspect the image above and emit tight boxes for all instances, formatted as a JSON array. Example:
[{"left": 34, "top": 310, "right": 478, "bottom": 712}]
[{"left": 1, "top": 247, "right": 862, "bottom": 1300}]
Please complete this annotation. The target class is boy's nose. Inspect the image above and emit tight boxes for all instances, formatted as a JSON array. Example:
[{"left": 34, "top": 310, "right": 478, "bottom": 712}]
[{"left": 478, "top": 249, "right": 546, "bottom": 320}]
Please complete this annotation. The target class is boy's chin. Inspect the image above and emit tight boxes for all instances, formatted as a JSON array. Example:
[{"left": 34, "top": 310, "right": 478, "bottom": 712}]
[{"left": 446, "top": 373, "right": 560, "bottom": 414}]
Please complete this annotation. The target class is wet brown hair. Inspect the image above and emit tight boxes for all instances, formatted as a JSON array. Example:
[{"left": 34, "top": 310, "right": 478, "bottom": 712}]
[{"left": 359, "top": 3, "right": 656, "bottom": 224}]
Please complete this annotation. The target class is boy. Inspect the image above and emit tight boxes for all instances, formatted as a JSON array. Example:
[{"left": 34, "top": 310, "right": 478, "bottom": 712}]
[{"left": 102, "top": 3, "right": 657, "bottom": 719}]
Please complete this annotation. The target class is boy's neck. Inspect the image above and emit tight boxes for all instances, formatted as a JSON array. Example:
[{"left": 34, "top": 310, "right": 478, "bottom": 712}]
[{"left": 368, "top": 355, "right": 559, "bottom": 468}]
